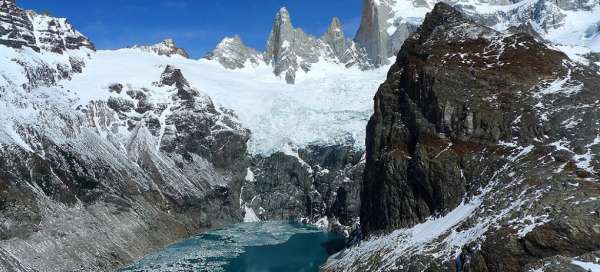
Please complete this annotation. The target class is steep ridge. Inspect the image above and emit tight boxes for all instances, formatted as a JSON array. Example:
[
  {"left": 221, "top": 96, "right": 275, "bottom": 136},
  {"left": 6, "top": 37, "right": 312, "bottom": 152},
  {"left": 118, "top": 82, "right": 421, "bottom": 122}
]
[
  {"left": 208, "top": 7, "right": 370, "bottom": 84},
  {"left": 0, "top": 0, "right": 93, "bottom": 52},
  {"left": 353, "top": 0, "right": 600, "bottom": 66},
  {"left": 0, "top": 1, "right": 382, "bottom": 270},
  {"left": 0, "top": 2, "right": 250, "bottom": 268},
  {"left": 324, "top": 3, "right": 599, "bottom": 271}
]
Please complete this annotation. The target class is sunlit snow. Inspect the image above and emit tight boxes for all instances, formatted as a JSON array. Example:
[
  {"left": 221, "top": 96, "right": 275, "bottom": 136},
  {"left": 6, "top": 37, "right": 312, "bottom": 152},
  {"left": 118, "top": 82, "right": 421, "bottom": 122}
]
[{"left": 63, "top": 49, "right": 389, "bottom": 155}]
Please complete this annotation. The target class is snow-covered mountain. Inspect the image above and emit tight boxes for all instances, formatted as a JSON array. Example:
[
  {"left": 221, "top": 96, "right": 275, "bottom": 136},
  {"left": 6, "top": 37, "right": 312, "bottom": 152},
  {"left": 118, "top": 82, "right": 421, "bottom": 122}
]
[
  {"left": 204, "top": 0, "right": 600, "bottom": 82},
  {"left": 131, "top": 38, "right": 189, "bottom": 58},
  {"left": 0, "top": 0, "right": 93, "bottom": 53},
  {"left": 0, "top": 0, "right": 599, "bottom": 271},
  {"left": 0, "top": 1, "right": 383, "bottom": 270},
  {"left": 324, "top": 3, "right": 600, "bottom": 271},
  {"left": 206, "top": 7, "right": 372, "bottom": 84},
  {"left": 354, "top": 0, "right": 600, "bottom": 66}
]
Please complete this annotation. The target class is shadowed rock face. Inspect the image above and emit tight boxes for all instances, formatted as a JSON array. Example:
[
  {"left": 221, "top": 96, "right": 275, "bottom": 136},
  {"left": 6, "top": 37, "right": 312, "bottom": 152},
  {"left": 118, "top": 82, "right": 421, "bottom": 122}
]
[
  {"left": 353, "top": 2, "right": 600, "bottom": 271},
  {"left": 240, "top": 145, "right": 364, "bottom": 235},
  {"left": 355, "top": 0, "right": 394, "bottom": 66}
]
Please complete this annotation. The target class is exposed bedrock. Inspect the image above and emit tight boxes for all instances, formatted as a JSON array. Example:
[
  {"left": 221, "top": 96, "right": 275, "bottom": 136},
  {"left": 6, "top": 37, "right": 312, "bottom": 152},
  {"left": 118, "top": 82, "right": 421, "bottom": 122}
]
[
  {"left": 241, "top": 145, "right": 364, "bottom": 235},
  {"left": 355, "top": 2, "right": 600, "bottom": 271}
]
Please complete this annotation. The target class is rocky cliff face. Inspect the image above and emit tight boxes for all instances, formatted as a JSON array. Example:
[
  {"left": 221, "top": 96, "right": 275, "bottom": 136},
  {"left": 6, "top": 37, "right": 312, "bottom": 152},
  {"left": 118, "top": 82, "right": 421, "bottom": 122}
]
[
  {"left": 353, "top": 0, "right": 600, "bottom": 67},
  {"left": 240, "top": 145, "right": 364, "bottom": 235},
  {"left": 0, "top": 0, "right": 94, "bottom": 52},
  {"left": 0, "top": 3, "right": 251, "bottom": 267},
  {"left": 325, "top": 3, "right": 600, "bottom": 271},
  {"left": 354, "top": 0, "right": 417, "bottom": 67},
  {"left": 0, "top": 57, "right": 250, "bottom": 271},
  {"left": 132, "top": 38, "right": 189, "bottom": 58}
]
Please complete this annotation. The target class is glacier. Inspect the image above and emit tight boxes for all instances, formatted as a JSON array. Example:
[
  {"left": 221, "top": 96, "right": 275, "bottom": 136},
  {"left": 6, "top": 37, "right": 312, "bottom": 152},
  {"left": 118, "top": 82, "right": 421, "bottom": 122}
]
[{"left": 62, "top": 49, "right": 389, "bottom": 155}]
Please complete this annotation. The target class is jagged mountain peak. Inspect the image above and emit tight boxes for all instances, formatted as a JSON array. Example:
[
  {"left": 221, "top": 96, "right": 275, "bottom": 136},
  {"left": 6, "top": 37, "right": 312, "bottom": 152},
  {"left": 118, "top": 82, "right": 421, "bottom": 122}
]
[
  {"left": 206, "top": 6, "right": 371, "bottom": 84},
  {"left": 275, "top": 7, "right": 292, "bottom": 24},
  {"left": 132, "top": 38, "right": 189, "bottom": 58},
  {"left": 0, "top": 0, "right": 15, "bottom": 7},
  {"left": 0, "top": 0, "right": 94, "bottom": 53},
  {"left": 326, "top": 17, "right": 343, "bottom": 36},
  {"left": 204, "top": 35, "right": 262, "bottom": 69}
]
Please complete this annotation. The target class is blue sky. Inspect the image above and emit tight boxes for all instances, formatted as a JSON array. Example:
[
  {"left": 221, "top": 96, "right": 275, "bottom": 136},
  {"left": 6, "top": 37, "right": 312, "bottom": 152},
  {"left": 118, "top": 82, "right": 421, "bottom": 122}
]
[{"left": 19, "top": 1, "right": 363, "bottom": 58}]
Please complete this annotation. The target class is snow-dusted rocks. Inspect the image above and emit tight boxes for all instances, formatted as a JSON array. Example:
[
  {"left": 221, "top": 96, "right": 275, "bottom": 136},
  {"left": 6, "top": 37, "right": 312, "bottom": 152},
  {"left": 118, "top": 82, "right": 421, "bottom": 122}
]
[
  {"left": 208, "top": 7, "right": 370, "bottom": 84},
  {"left": 132, "top": 38, "right": 189, "bottom": 58},
  {"left": 354, "top": 0, "right": 600, "bottom": 66},
  {"left": 204, "top": 35, "right": 262, "bottom": 69},
  {"left": 0, "top": 13, "right": 249, "bottom": 269},
  {"left": 241, "top": 145, "right": 364, "bottom": 235},
  {"left": 264, "top": 7, "right": 329, "bottom": 84},
  {"left": 29, "top": 11, "right": 95, "bottom": 53},
  {"left": 0, "top": 0, "right": 37, "bottom": 50},
  {"left": 324, "top": 3, "right": 600, "bottom": 271},
  {"left": 0, "top": 0, "right": 93, "bottom": 52}
]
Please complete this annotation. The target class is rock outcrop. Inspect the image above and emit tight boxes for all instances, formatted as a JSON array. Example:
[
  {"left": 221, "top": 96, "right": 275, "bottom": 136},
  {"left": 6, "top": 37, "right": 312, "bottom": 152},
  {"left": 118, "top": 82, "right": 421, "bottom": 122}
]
[
  {"left": 204, "top": 35, "right": 262, "bottom": 69},
  {"left": 240, "top": 145, "right": 364, "bottom": 235},
  {"left": 209, "top": 7, "right": 369, "bottom": 84},
  {"left": 132, "top": 38, "right": 189, "bottom": 58},
  {"left": 0, "top": 0, "right": 94, "bottom": 52},
  {"left": 264, "top": 7, "right": 328, "bottom": 84},
  {"left": 325, "top": 3, "right": 600, "bottom": 271},
  {"left": 322, "top": 17, "right": 370, "bottom": 69}
]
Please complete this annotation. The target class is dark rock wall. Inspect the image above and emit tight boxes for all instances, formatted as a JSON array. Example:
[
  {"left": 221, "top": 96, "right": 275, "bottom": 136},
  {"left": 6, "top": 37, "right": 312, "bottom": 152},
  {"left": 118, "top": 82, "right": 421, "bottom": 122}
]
[
  {"left": 241, "top": 145, "right": 363, "bottom": 232},
  {"left": 355, "top": 3, "right": 600, "bottom": 271}
]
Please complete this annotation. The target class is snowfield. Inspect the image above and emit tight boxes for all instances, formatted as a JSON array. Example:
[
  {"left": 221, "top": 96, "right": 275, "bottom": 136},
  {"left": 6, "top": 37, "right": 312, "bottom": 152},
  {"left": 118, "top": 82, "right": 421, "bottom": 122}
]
[{"left": 63, "top": 49, "right": 389, "bottom": 155}]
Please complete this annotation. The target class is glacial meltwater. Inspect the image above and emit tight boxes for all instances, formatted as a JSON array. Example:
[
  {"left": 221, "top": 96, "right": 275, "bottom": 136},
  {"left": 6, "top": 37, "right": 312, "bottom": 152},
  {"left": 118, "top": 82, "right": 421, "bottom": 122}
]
[{"left": 120, "top": 221, "right": 345, "bottom": 272}]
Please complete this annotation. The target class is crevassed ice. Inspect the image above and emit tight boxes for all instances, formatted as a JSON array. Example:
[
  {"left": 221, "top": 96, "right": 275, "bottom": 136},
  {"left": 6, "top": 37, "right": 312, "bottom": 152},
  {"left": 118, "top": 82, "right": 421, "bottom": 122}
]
[{"left": 64, "top": 49, "right": 389, "bottom": 155}]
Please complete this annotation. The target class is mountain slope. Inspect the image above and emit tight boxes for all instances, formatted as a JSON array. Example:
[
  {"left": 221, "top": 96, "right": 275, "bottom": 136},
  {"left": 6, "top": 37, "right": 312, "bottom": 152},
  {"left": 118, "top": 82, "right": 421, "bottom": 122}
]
[
  {"left": 324, "top": 3, "right": 600, "bottom": 271},
  {"left": 0, "top": 3, "right": 253, "bottom": 270},
  {"left": 0, "top": 44, "right": 250, "bottom": 270},
  {"left": 353, "top": 0, "right": 600, "bottom": 66},
  {"left": 0, "top": 1, "right": 388, "bottom": 270}
]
